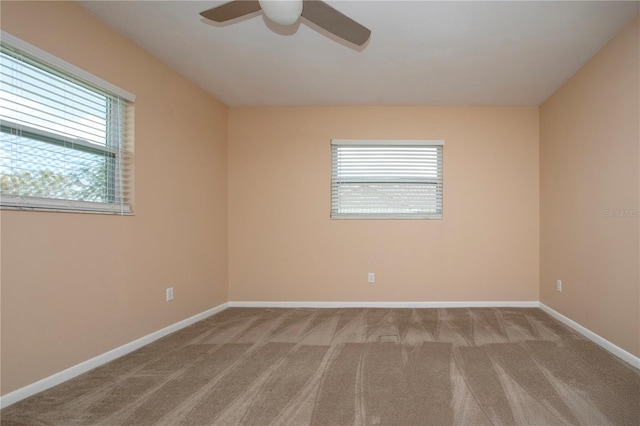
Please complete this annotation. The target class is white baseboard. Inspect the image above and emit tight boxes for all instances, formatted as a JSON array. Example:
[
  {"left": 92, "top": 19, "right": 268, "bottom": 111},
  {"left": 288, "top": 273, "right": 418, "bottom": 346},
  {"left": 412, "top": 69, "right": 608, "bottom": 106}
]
[
  {"left": 228, "top": 301, "right": 540, "bottom": 308},
  {"left": 0, "top": 302, "right": 228, "bottom": 409},
  {"left": 539, "top": 303, "right": 640, "bottom": 369}
]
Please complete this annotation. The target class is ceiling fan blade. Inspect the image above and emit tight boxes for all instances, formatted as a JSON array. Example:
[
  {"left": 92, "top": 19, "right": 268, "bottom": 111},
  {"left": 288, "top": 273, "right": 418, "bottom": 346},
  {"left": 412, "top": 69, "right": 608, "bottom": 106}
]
[
  {"left": 301, "top": 0, "right": 370, "bottom": 46},
  {"left": 200, "top": 0, "right": 262, "bottom": 22}
]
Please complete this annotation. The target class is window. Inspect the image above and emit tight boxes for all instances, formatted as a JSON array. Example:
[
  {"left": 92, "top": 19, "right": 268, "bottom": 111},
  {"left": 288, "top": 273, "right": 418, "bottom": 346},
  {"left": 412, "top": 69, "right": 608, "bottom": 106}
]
[
  {"left": 331, "top": 139, "right": 444, "bottom": 219},
  {"left": 0, "top": 33, "right": 134, "bottom": 214}
]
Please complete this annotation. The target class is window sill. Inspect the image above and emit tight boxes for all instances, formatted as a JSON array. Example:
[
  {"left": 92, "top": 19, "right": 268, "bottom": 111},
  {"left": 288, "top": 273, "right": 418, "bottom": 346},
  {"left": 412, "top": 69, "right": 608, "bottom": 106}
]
[
  {"left": 1, "top": 196, "right": 133, "bottom": 215},
  {"left": 331, "top": 214, "right": 443, "bottom": 220}
]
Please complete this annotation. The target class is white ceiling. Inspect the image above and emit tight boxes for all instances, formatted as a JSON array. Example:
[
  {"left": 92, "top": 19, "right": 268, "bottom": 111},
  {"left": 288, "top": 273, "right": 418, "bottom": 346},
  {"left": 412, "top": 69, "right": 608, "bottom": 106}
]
[{"left": 78, "top": 1, "right": 639, "bottom": 106}]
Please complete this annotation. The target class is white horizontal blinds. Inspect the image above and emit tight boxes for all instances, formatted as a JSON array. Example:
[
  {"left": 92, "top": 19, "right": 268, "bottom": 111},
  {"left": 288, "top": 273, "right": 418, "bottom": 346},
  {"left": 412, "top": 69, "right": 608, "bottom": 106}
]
[
  {"left": 0, "top": 42, "right": 132, "bottom": 213},
  {"left": 331, "top": 140, "right": 443, "bottom": 219}
]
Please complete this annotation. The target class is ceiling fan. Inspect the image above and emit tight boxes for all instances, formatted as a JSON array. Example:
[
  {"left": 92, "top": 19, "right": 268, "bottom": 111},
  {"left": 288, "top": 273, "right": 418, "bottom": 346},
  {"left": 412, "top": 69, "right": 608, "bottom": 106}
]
[{"left": 200, "top": 0, "right": 371, "bottom": 46}]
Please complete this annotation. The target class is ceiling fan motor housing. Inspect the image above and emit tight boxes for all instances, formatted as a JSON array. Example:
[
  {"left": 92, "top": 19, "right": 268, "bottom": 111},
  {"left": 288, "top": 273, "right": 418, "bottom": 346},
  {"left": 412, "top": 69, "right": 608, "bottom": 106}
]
[{"left": 258, "top": 0, "right": 303, "bottom": 26}]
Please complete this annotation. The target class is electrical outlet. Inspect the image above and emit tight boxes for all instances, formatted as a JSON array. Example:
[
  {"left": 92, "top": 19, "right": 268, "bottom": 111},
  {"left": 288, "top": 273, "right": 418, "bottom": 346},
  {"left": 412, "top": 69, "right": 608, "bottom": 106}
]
[
  {"left": 556, "top": 280, "right": 562, "bottom": 292},
  {"left": 166, "top": 287, "right": 174, "bottom": 301},
  {"left": 368, "top": 272, "right": 375, "bottom": 283}
]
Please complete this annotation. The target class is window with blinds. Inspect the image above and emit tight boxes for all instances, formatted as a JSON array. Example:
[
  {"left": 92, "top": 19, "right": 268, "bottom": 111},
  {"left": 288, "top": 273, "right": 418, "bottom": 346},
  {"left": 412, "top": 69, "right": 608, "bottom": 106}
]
[
  {"left": 331, "top": 140, "right": 444, "bottom": 219},
  {"left": 0, "top": 35, "right": 134, "bottom": 214}
]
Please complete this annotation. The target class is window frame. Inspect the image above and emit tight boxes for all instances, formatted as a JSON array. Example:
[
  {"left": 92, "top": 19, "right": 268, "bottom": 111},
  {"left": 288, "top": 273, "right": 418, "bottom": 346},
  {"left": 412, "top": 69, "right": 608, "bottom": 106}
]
[
  {"left": 330, "top": 139, "right": 444, "bottom": 220},
  {"left": 0, "top": 31, "right": 135, "bottom": 215}
]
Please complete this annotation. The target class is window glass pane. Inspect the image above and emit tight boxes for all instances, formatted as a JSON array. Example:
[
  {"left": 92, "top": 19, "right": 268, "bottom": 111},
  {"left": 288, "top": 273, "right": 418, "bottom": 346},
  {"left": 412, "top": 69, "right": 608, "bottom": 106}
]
[
  {"left": 0, "top": 131, "right": 112, "bottom": 202},
  {"left": 334, "top": 183, "right": 440, "bottom": 215}
]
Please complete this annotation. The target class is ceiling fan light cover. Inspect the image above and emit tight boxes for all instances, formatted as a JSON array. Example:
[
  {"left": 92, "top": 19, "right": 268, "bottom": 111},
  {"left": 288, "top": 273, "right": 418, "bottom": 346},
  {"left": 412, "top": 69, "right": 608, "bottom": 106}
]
[{"left": 258, "top": 0, "right": 303, "bottom": 25}]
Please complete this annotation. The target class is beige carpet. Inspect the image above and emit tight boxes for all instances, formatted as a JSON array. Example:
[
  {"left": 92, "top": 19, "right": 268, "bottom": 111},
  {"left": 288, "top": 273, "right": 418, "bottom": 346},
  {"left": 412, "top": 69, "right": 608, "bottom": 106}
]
[{"left": 2, "top": 307, "right": 639, "bottom": 425}]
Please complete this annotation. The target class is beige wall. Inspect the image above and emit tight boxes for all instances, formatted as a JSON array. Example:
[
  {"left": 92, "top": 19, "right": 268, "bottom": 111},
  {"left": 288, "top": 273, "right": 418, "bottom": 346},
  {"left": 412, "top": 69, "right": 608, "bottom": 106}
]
[
  {"left": 228, "top": 106, "right": 540, "bottom": 303},
  {"left": 1, "top": 0, "right": 636, "bottom": 402},
  {"left": 540, "top": 17, "right": 639, "bottom": 357},
  {"left": 0, "top": 1, "right": 228, "bottom": 394}
]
